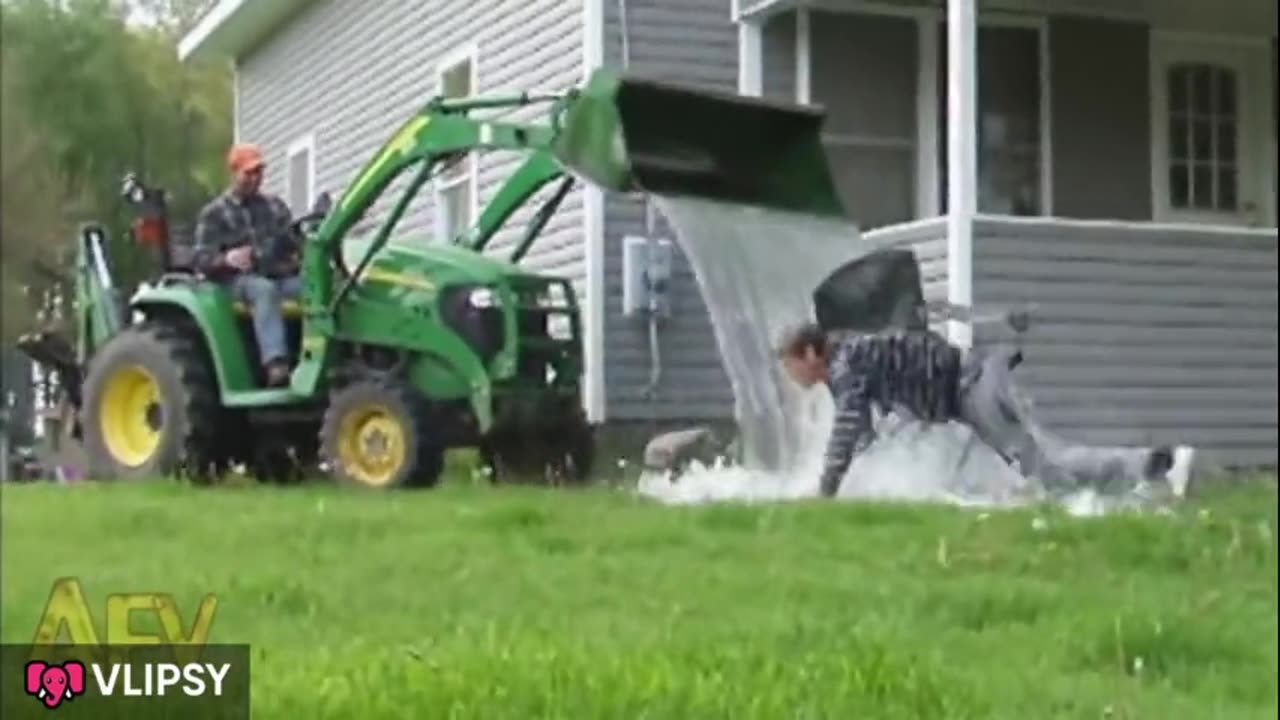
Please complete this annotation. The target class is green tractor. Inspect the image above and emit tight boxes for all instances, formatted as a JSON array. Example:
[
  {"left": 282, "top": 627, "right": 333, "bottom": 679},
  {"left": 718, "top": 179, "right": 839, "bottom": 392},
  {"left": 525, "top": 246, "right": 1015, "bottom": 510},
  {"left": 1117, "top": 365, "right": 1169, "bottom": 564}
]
[{"left": 17, "top": 68, "right": 845, "bottom": 489}]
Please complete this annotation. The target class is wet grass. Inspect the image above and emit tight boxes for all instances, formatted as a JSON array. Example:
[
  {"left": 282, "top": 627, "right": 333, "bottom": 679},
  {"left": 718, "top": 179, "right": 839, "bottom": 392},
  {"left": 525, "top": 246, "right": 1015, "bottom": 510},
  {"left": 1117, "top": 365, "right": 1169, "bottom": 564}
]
[{"left": 1, "top": 472, "right": 1275, "bottom": 719}]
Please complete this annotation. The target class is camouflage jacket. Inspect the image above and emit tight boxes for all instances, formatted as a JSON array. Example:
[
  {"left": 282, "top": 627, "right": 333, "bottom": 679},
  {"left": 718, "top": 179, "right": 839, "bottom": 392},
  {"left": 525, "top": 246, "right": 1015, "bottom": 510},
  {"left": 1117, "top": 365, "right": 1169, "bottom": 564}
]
[
  {"left": 819, "top": 329, "right": 963, "bottom": 497},
  {"left": 192, "top": 189, "right": 295, "bottom": 277}
]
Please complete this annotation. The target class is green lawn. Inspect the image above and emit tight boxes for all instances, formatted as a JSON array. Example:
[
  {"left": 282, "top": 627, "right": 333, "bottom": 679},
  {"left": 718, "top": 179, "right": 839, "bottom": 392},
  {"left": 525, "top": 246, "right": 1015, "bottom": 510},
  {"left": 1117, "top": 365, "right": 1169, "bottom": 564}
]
[{"left": 2, "top": 472, "right": 1276, "bottom": 719}]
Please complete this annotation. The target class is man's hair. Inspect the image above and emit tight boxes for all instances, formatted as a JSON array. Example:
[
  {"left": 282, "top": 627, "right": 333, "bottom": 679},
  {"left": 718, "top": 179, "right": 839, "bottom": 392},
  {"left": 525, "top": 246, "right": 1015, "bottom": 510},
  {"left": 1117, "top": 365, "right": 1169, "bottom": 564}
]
[{"left": 775, "top": 322, "right": 828, "bottom": 359}]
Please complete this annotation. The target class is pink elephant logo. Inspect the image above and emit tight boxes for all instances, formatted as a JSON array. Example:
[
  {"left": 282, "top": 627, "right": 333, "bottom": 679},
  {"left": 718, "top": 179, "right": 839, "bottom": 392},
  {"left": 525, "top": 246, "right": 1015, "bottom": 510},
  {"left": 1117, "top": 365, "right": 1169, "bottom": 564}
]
[{"left": 24, "top": 660, "right": 86, "bottom": 709}]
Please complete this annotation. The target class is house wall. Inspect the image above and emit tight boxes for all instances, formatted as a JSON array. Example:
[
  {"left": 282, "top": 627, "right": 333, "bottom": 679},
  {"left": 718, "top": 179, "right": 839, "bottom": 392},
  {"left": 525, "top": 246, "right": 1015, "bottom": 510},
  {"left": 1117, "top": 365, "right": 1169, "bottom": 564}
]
[
  {"left": 600, "top": 0, "right": 742, "bottom": 421},
  {"left": 235, "top": 0, "right": 586, "bottom": 287},
  {"left": 597, "top": 0, "right": 949, "bottom": 421},
  {"left": 971, "top": 217, "right": 1279, "bottom": 469}
]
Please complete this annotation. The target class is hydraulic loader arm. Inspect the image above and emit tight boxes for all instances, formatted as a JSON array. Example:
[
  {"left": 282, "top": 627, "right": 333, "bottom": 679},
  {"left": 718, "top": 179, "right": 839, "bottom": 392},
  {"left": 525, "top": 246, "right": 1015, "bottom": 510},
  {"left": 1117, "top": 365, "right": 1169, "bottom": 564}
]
[{"left": 303, "top": 93, "right": 569, "bottom": 314}]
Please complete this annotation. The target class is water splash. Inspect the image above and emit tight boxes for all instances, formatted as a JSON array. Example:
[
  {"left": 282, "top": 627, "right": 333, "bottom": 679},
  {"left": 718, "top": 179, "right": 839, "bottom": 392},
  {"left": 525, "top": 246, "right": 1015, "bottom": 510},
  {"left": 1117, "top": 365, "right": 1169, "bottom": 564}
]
[{"left": 634, "top": 196, "right": 1159, "bottom": 517}]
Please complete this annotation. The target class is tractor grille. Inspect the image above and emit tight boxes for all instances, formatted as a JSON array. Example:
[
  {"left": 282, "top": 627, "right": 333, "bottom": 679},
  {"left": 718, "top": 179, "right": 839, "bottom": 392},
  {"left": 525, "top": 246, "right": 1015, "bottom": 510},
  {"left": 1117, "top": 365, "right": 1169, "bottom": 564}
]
[{"left": 439, "top": 278, "right": 580, "bottom": 379}]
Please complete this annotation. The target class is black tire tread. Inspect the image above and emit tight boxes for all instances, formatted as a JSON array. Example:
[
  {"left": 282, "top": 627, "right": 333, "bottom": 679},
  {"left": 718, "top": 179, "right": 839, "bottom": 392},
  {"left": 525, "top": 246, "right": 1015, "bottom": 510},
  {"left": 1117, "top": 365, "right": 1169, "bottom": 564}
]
[{"left": 79, "top": 320, "right": 223, "bottom": 480}]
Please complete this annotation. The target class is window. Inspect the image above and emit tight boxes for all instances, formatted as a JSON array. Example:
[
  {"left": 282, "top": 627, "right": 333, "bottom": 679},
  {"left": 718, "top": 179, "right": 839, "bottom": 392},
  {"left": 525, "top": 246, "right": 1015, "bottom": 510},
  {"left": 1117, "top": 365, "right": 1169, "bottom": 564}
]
[
  {"left": 286, "top": 134, "right": 315, "bottom": 213},
  {"left": 937, "top": 22, "right": 1046, "bottom": 217},
  {"left": 1151, "top": 38, "right": 1266, "bottom": 225},
  {"left": 1165, "top": 64, "right": 1239, "bottom": 212},
  {"left": 435, "top": 47, "right": 478, "bottom": 242},
  {"left": 810, "top": 12, "right": 919, "bottom": 230}
]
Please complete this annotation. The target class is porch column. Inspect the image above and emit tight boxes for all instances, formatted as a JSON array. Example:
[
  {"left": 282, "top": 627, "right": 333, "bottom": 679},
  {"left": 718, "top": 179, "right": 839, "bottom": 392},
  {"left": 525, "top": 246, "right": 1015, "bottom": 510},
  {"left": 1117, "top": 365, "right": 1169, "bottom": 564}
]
[
  {"left": 738, "top": 18, "right": 762, "bottom": 96},
  {"left": 946, "top": 0, "right": 977, "bottom": 348},
  {"left": 795, "top": 7, "right": 811, "bottom": 104}
]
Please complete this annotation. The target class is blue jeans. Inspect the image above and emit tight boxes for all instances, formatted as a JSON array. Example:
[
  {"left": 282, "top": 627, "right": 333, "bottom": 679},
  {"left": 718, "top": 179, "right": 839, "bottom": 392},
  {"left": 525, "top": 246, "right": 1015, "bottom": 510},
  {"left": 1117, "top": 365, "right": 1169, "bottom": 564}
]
[{"left": 230, "top": 274, "right": 301, "bottom": 366}]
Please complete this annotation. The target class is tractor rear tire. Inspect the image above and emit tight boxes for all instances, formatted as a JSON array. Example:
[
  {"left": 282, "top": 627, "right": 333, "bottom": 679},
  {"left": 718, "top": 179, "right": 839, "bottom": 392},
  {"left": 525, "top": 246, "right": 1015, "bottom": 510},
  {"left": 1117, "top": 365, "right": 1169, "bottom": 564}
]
[
  {"left": 79, "top": 323, "right": 222, "bottom": 481},
  {"left": 318, "top": 380, "right": 444, "bottom": 489}
]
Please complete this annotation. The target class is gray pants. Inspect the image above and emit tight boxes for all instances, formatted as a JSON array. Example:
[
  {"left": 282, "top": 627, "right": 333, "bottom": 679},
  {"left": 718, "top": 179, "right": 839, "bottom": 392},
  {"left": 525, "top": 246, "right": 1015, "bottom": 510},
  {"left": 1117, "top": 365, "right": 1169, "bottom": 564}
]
[
  {"left": 230, "top": 274, "right": 302, "bottom": 365},
  {"left": 956, "top": 346, "right": 1170, "bottom": 496}
]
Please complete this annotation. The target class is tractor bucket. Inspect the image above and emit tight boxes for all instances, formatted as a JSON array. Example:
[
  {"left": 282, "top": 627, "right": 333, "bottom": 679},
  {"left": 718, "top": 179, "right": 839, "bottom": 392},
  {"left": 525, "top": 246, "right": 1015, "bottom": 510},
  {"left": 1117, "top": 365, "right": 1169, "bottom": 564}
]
[{"left": 553, "top": 68, "right": 847, "bottom": 218}]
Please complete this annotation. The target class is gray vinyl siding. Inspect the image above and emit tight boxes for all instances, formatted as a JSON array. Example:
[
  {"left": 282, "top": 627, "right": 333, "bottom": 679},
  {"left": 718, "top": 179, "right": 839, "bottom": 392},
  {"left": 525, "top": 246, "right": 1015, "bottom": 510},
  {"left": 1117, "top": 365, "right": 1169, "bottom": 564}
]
[
  {"left": 601, "top": 0, "right": 741, "bottom": 420},
  {"left": 236, "top": 0, "right": 586, "bottom": 289},
  {"left": 972, "top": 217, "right": 1279, "bottom": 469}
]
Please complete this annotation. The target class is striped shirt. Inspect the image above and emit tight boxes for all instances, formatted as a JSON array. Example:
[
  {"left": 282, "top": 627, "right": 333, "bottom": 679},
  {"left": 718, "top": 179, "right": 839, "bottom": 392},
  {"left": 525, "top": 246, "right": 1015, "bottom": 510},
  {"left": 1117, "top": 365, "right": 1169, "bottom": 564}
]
[{"left": 819, "top": 329, "right": 963, "bottom": 496}]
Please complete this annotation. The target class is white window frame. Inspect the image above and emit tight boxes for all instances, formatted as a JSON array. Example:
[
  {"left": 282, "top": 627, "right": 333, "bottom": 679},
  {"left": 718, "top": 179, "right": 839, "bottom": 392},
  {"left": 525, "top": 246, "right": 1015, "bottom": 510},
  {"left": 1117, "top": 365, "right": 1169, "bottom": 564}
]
[
  {"left": 433, "top": 43, "right": 481, "bottom": 242},
  {"left": 1149, "top": 32, "right": 1274, "bottom": 227},
  {"left": 777, "top": 2, "right": 1052, "bottom": 221},
  {"left": 285, "top": 133, "right": 316, "bottom": 213}
]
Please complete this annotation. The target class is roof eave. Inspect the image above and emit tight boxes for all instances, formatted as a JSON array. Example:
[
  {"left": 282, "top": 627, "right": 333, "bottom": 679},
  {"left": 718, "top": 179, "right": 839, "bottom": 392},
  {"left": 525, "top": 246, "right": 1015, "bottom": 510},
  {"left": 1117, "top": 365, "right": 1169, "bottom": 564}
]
[{"left": 178, "top": 0, "right": 313, "bottom": 63}]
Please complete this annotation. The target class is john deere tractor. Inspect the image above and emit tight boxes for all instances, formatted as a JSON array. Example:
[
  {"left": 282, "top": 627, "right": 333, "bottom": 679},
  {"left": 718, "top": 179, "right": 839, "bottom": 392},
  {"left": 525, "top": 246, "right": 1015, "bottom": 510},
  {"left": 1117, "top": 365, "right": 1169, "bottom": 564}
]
[{"left": 17, "top": 68, "right": 846, "bottom": 488}]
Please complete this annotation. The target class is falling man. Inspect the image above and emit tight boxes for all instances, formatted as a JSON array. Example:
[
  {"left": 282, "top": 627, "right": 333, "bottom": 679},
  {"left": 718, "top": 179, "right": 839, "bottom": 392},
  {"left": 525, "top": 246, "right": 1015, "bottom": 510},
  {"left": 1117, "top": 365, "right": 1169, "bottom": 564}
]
[{"left": 774, "top": 248, "right": 1195, "bottom": 500}]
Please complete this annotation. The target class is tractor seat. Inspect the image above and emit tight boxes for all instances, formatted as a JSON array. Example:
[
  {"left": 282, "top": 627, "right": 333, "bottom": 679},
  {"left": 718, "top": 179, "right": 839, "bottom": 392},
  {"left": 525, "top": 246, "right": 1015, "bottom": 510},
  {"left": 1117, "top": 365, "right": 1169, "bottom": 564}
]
[{"left": 232, "top": 299, "right": 304, "bottom": 318}]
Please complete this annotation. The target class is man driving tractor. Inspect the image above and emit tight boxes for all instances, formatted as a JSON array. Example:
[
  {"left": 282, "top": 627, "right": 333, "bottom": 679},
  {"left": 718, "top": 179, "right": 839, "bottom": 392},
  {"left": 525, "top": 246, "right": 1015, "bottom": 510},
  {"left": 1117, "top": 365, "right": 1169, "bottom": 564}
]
[{"left": 192, "top": 143, "right": 300, "bottom": 387}]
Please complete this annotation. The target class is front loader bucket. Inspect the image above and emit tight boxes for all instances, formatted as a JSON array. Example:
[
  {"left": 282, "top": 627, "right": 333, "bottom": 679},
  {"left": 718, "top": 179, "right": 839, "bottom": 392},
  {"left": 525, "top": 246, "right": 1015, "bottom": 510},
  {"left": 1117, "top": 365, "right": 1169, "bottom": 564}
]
[{"left": 553, "top": 68, "right": 847, "bottom": 218}]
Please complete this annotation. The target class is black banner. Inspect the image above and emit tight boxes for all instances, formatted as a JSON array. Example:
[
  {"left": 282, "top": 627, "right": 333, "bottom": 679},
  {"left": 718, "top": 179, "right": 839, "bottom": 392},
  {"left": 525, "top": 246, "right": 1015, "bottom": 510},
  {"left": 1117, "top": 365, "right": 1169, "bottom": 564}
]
[{"left": 0, "top": 644, "right": 249, "bottom": 719}]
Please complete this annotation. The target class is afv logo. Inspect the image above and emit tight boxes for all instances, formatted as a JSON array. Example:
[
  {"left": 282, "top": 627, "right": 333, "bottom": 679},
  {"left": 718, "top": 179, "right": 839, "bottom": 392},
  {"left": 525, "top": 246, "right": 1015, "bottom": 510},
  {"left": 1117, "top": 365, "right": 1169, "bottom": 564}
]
[
  {"left": 25, "top": 660, "right": 85, "bottom": 709},
  {"left": 29, "top": 577, "right": 217, "bottom": 666}
]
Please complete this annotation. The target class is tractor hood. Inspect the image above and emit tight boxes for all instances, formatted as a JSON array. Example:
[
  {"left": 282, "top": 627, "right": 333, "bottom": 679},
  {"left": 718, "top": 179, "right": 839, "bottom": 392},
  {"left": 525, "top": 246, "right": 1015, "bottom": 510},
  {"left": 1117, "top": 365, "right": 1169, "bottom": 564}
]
[{"left": 341, "top": 237, "right": 563, "bottom": 293}]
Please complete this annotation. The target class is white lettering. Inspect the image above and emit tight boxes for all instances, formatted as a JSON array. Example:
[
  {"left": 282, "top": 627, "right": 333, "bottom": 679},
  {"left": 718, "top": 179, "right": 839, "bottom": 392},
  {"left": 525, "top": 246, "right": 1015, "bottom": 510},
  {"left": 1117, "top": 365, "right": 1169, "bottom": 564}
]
[
  {"left": 123, "top": 664, "right": 144, "bottom": 696},
  {"left": 204, "top": 663, "right": 230, "bottom": 696},
  {"left": 182, "top": 664, "right": 206, "bottom": 696},
  {"left": 91, "top": 664, "right": 121, "bottom": 694},
  {"left": 156, "top": 664, "right": 181, "bottom": 695},
  {"left": 88, "top": 663, "right": 233, "bottom": 697}
]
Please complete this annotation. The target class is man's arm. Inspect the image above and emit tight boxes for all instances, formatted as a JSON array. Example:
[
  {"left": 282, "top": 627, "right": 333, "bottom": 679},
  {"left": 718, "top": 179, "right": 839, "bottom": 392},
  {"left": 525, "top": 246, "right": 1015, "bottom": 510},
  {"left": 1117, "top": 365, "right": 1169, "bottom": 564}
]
[
  {"left": 818, "top": 340, "right": 876, "bottom": 497},
  {"left": 264, "top": 195, "right": 300, "bottom": 274},
  {"left": 192, "top": 203, "right": 233, "bottom": 275}
]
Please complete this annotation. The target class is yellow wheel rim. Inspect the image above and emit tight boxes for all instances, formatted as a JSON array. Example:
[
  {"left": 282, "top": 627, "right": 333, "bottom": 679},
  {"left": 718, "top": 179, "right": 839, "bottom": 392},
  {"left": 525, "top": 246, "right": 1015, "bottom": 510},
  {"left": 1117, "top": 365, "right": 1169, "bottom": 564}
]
[
  {"left": 336, "top": 404, "right": 407, "bottom": 487},
  {"left": 99, "top": 365, "right": 164, "bottom": 467}
]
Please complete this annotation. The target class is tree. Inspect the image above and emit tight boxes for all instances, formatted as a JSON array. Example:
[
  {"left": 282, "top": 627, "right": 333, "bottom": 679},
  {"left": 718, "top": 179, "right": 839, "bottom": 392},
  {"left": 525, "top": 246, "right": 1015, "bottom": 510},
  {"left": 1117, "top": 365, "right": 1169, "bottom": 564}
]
[
  {"left": 0, "top": 0, "right": 232, "bottom": 341},
  {"left": 125, "top": 0, "right": 217, "bottom": 35},
  {"left": 0, "top": 46, "right": 89, "bottom": 343}
]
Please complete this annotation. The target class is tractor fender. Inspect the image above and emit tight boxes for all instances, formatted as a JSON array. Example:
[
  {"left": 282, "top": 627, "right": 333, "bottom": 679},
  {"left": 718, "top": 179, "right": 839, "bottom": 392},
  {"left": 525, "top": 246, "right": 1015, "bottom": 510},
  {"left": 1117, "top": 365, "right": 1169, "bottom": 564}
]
[{"left": 131, "top": 285, "right": 259, "bottom": 398}]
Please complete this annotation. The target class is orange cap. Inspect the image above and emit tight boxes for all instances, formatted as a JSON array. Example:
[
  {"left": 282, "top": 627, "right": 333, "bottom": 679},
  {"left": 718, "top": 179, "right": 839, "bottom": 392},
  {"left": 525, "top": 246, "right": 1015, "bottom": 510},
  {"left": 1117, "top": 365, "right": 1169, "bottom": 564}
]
[{"left": 227, "top": 143, "right": 265, "bottom": 173}]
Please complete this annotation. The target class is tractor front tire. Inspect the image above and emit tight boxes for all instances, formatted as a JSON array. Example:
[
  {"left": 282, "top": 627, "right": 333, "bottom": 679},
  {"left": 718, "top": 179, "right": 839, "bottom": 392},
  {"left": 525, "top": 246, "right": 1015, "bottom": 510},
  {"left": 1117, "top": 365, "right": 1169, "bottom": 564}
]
[
  {"left": 319, "top": 380, "right": 444, "bottom": 489},
  {"left": 80, "top": 323, "right": 221, "bottom": 481},
  {"left": 482, "top": 411, "right": 596, "bottom": 486}
]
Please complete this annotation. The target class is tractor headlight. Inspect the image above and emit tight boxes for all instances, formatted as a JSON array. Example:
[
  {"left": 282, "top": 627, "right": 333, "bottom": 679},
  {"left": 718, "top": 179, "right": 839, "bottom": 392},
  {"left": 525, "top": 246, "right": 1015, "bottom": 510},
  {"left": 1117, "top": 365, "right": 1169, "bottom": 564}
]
[
  {"left": 547, "top": 313, "right": 573, "bottom": 341},
  {"left": 468, "top": 287, "right": 498, "bottom": 309},
  {"left": 537, "top": 283, "right": 569, "bottom": 308}
]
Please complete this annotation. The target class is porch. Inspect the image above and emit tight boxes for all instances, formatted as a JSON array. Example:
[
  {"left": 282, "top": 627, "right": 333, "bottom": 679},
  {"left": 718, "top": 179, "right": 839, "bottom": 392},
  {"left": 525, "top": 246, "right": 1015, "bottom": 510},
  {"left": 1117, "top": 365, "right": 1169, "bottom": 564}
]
[{"left": 736, "top": 0, "right": 1278, "bottom": 468}]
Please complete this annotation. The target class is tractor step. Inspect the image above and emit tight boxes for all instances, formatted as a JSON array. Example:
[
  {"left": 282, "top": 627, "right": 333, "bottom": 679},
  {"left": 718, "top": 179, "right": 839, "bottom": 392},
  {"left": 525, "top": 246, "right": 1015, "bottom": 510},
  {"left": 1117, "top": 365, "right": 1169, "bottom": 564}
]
[{"left": 221, "top": 387, "right": 310, "bottom": 408}]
